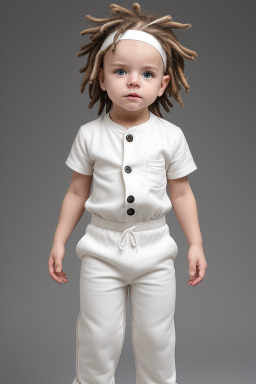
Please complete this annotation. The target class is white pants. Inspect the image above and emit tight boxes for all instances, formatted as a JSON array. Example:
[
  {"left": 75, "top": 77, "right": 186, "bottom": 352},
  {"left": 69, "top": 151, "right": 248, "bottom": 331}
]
[{"left": 73, "top": 214, "right": 178, "bottom": 384}]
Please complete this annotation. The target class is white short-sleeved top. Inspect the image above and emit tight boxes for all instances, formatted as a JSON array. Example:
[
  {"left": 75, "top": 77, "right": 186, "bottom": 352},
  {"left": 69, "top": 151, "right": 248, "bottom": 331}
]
[{"left": 65, "top": 111, "right": 197, "bottom": 223}]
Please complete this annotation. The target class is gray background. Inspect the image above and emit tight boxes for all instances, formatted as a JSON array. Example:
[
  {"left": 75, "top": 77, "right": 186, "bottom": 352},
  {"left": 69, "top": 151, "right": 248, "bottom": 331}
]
[{"left": 1, "top": 1, "right": 255, "bottom": 383}]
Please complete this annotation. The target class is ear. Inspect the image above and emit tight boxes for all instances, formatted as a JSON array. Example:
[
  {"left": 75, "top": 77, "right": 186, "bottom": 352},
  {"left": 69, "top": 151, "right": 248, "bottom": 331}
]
[
  {"left": 157, "top": 75, "right": 170, "bottom": 97},
  {"left": 98, "top": 67, "right": 107, "bottom": 91}
]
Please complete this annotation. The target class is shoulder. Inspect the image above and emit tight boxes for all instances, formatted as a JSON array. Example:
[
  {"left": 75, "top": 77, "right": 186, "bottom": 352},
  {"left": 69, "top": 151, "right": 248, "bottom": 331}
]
[
  {"left": 80, "top": 115, "right": 105, "bottom": 137},
  {"left": 153, "top": 114, "right": 183, "bottom": 141}
]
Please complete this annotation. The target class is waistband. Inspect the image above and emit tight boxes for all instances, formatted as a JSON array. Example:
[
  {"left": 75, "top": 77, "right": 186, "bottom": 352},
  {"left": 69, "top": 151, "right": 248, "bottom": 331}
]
[
  {"left": 90, "top": 214, "right": 166, "bottom": 232},
  {"left": 90, "top": 214, "right": 166, "bottom": 251}
]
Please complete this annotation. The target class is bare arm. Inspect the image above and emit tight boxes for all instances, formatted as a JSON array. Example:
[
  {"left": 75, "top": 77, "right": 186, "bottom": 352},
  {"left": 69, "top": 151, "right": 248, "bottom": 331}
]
[
  {"left": 53, "top": 171, "right": 93, "bottom": 245},
  {"left": 168, "top": 176, "right": 202, "bottom": 246},
  {"left": 168, "top": 176, "right": 207, "bottom": 286},
  {"left": 48, "top": 171, "right": 93, "bottom": 284}
]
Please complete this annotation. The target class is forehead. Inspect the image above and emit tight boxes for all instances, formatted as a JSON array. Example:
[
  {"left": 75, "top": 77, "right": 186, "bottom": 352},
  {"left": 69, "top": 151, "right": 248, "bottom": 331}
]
[{"left": 103, "top": 39, "right": 163, "bottom": 70}]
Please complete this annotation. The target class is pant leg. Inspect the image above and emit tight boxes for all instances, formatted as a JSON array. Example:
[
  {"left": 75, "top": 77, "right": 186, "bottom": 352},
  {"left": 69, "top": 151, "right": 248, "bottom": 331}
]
[
  {"left": 129, "top": 225, "right": 178, "bottom": 384},
  {"left": 73, "top": 224, "right": 130, "bottom": 384}
]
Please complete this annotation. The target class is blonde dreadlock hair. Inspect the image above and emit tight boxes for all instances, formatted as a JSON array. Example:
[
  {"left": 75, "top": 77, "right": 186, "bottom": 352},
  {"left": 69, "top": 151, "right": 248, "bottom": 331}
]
[{"left": 76, "top": 3, "right": 198, "bottom": 118}]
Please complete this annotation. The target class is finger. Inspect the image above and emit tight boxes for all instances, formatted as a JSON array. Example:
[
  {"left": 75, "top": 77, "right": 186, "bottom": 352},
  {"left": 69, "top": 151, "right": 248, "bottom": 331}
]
[
  {"left": 48, "top": 257, "right": 55, "bottom": 275},
  {"left": 188, "top": 269, "right": 199, "bottom": 282},
  {"left": 198, "top": 265, "right": 207, "bottom": 279},
  {"left": 59, "top": 271, "right": 68, "bottom": 280},
  {"left": 49, "top": 267, "right": 63, "bottom": 285},
  {"left": 54, "top": 260, "right": 62, "bottom": 273},
  {"left": 188, "top": 270, "right": 200, "bottom": 285},
  {"left": 58, "top": 276, "right": 67, "bottom": 284},
  {"left": 49, "top": 270, "right": 64, "bottom": 284},
  {"left": 191, "top": 277, "right": 203, "bottom": 286},
  {"left": 56, "top": 270, "right": 66, "bottom": 277},
  {"left": 189, "top": 263, "right": 197, "bottom": 278},
  {"left": 59, "top": 271, "right": 67, "bottom": 279},
  {"left": 48, "top": 260, "right": 65, "bottom": 284}
]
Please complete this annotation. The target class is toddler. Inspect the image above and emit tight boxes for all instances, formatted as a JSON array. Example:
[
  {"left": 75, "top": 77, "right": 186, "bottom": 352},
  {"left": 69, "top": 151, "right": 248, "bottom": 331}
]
[{"left": 48, "top": 3, "right": 207, "bottom": 384}]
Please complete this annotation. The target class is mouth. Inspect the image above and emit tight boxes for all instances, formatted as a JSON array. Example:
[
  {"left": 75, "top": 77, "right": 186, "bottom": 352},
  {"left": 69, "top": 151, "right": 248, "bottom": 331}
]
[{"left": 125, "top": 93, "right": 142, "bottom": 98}]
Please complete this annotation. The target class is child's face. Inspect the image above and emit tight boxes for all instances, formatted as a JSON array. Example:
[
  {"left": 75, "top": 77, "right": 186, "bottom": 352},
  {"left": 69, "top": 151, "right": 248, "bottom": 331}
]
[{"left": 98, "top": 39, "right": 170, "bottom": 113}]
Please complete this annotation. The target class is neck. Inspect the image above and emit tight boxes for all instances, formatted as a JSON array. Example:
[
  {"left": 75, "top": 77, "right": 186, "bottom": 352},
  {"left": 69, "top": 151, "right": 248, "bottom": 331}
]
[{"left": 109, "top": 107, "right": 150, "bottom": 129}]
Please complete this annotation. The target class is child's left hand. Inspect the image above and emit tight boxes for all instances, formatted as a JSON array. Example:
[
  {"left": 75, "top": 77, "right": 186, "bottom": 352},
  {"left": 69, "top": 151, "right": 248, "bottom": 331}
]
[{"left": 187, "top": 244, "right": 207, "bottom": 287}]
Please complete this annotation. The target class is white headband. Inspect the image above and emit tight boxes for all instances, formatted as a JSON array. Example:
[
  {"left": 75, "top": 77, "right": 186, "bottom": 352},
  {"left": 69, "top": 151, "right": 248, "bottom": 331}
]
[{"left": 99, "top": 29, "right": 167, "bottom": 71}]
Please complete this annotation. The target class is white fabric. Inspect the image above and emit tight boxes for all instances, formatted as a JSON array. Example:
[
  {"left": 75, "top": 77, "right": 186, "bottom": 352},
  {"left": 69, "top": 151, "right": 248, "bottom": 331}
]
[
  {"left": 91, "top": 213, "right": 167, "bottom": 251},
  {"left": 65, "top": 111, "right": 197, "bottom": 223},
  {"left": 118, "top": 225, "right": 137, "bottom": 249},
  {"left": 99, "top": 29, "right": 167, "bottom": 71},
  {"left": 73, "top": 221, "right": 178, "bottom": 384},
  {"left": 66, "top": 109, "right": 196, "bottom": 384}
]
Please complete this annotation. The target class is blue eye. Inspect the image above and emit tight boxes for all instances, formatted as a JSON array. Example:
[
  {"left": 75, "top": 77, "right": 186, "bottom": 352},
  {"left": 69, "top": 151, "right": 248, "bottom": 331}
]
[
  {"left": 143, "top": 71, "right": 153, "bottom": 78},
  {"left": 116, "top": 69, "right": 125, "bottom": 76},
  {"left": 115, "top": 69, "right": 154, "bottom": 78}
]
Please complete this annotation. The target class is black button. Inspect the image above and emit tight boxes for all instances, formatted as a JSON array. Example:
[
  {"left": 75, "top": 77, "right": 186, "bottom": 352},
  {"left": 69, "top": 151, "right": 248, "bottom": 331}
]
[
  {"left": 127, "top": 208, "right": 135, "bottom": 215},
  {"left": 127, "top": 195, "right": 135, "bottom": 203},
  {"left": 124, "top": 166, "right": 132, "bottom": 173},
  {"left": 126, "top": 134, "right": 133, "bottom": 142}
]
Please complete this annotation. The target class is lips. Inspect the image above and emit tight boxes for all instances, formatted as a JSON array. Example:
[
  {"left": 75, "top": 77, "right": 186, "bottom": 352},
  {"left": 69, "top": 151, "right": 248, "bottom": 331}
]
[{"left": 126, "top": 93, "right": 141, "bottom": 98}]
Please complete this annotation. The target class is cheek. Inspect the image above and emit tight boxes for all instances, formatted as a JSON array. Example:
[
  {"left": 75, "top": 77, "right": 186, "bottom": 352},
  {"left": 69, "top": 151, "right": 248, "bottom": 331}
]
[
  {"left": 106, "top": 80, "right": 117, "bottom": 92},
  {"left": 144, "top": 79, "right": 161, "bottom": 92},
  {"left": 108, "top": 77, "right": 125, "bottom": 91},
  {"left": 104, "top": 80, "right": 120, "bottom": 99}
]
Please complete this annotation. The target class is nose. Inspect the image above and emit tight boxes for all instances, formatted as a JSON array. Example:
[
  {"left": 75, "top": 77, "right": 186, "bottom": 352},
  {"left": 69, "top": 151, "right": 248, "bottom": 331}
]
[{"left": 128, "top": 72, "right": 141, "bottom": 87}]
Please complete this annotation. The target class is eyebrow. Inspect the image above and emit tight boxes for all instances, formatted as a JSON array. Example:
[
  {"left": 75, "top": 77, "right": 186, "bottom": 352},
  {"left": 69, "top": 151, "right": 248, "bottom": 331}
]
[{"left": 110, "top": 62, "right": 159, "bottom": 71}]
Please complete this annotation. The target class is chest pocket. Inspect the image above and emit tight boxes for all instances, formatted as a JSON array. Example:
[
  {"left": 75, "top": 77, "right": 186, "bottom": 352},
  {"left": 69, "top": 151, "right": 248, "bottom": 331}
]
[{"left": 146, "top": 158, "right": 166, "bottom": 188}]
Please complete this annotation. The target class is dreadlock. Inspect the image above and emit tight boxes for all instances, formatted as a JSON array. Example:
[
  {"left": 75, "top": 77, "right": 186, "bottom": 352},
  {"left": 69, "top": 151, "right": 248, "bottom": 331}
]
[{"left": 76, "top": 3, "right": 198, "bottom": 118}]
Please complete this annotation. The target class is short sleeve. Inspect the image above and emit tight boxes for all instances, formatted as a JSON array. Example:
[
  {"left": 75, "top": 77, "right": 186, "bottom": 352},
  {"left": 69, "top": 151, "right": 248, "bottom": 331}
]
[
  {"left": 65, "top": 126, "right": 94, "bottom": 175},
  {"left": 167, "top": 129, "right": 197, "bottom": 179}
]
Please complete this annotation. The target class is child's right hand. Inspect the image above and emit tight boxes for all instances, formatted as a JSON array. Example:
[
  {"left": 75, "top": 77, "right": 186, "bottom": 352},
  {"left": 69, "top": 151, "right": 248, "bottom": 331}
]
[{"left": 48, "top": 241, "right": 67, "bottom": 284}]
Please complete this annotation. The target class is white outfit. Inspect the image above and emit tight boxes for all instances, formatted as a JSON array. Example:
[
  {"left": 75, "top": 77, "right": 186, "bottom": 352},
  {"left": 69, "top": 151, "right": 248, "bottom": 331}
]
[
  {"left": 65, "top": 111, "right": 197, "bottom": 384},
  {"left": 65, "top": 111, "right": 197, "bottom": 223}
]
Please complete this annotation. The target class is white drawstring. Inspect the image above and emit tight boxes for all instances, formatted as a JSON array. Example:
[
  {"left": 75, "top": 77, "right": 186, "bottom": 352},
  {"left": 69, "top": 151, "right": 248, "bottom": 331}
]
[{"left": 118, "top": 226, "right": 138, "bottom": 251}]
